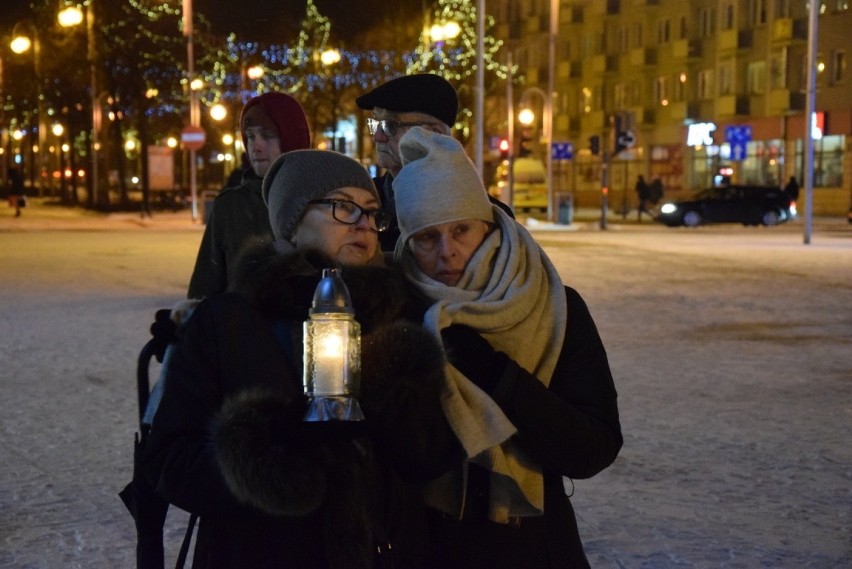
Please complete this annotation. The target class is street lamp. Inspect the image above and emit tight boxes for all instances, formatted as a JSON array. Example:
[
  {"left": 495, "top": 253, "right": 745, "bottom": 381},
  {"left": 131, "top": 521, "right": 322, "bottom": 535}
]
[
  {"left": 209, "top": 103, "right": 227, "bottom": 122},
  {"left": 57, "top": 2, "right": 101, "bottom": 208},
  {"left": 10, "top": 21, "right": 47, "bottom": 196},
  {"left": 429, "top": 21, "right": 461, "bottom": 43},
  {"left": 320, "top": 48, "right": 341, "bottom": 152},
  {"left": 518, "top": 87, "right": 553, "bottom": 219}
]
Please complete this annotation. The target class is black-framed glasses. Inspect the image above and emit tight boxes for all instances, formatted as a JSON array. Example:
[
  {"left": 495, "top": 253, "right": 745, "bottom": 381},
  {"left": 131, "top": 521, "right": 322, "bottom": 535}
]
[
  {"left": 366, "top": 118, "right": 435, "bottom": 137},
  {"left": 308, "top": 199, "right": 390, "bottom": 232}
]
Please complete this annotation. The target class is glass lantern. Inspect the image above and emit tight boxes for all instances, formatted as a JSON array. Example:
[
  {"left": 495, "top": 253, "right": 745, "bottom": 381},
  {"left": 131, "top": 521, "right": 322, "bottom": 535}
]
[{"left": 302, "top": 268, "right": 364, "bottom": 422}]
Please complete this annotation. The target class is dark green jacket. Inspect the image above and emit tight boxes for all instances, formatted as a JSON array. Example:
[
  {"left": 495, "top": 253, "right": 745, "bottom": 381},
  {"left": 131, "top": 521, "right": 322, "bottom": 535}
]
[{"left": 187, "top": 173, "right": 273, "bottom": 299}]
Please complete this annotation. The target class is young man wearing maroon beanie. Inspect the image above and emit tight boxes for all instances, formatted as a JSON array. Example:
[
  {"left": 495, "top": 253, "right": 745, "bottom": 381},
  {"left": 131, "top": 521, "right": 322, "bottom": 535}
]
[{"left": 188, "top": 92, "right": 311, "bottom": 299}]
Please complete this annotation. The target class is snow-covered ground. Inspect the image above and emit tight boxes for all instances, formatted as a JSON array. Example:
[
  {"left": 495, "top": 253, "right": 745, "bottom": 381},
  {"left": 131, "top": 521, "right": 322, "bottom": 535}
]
[{"left": 0, "top": 204, "right": 849, "bottom": 568}]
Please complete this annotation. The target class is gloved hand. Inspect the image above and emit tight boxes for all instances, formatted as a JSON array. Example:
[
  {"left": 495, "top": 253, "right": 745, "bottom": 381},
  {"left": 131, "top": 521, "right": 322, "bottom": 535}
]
[
  {"left": 440, "top": 325, "right": 509, "bottom": 393},
  {"left": 149, "top": 309, "right": 177, "bottom": 363}
]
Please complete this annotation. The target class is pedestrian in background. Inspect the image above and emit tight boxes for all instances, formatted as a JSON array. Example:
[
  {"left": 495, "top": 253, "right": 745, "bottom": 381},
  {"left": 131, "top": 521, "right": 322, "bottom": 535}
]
[
  {"left": 635, "top": 174, "right": 650, "bottom": 222},
  {"left": 143, "top": 149, "right": 460, "bottom": 569},
  {"left": 391, "top": 127, "right": 623, "bottom": 569},
  {"left": 7, "top": 167, "right": 26, "bottom": 217},
  {"left": 187, "top": 92, "right": 311, "bottom": 299},
  {"left": 784, "top": 176, "right": 800, "bottom": 202},
  {"left": 356, "top": 73, "right": 512, "bottom": 251}
]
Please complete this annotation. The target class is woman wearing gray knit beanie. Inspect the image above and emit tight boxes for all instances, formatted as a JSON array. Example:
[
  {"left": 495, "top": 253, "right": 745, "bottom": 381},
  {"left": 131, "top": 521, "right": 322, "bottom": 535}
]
[
  {"left": 143, "top": 148, "right": 463, "bottom": 569},
  {"left": 262, "top": 149, "right": 388, "bottom": 265},
  {"left": 392, "top": 127, "right": 623, "bottom": 569}
]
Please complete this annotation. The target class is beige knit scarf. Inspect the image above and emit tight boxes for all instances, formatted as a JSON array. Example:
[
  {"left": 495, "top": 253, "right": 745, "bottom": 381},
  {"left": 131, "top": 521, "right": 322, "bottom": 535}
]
[{"left": 399, "top": 207, "right": 567, "bottom": 522}]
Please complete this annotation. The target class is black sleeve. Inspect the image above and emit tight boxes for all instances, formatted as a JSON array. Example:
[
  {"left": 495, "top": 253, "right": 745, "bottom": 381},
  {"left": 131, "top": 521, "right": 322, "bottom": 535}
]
[
  {"left": 491, "top": 287, "right": 622, "bottom": 479},
  {"left": 360, "top": 322, "right": 463, "bottom": 481},
  {"left": 141, "top": 298, "right": 263, "bottom": 518}
]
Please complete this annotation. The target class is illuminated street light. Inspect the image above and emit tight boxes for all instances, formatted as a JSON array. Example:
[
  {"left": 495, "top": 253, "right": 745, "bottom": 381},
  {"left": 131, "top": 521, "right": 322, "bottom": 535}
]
[
  {"left": 429, "top": 21, "right": 460, "bottom": 42},
  {"left": 210, "top": 103, "right": 227, "bottom": 122},
  {"left": 166, "top": 137, "right": 178, "bottom": 149},
  {"left": 9, "top": 21, "right": 48, "bottom": 196},
  {"left": 320, "top": 48, "right": 341, "bottom": 67},
  {"left": 518, "top": 86, "right": 553, "bottom": 218},
  {"left": 58, "top": 2, "right": 102, "bottom": 208},
  {"left": 518, "top": 108, "right": 535, "bottom": 126},
  {"left": 57, "top": 6, "right": 84, "bottom": 27},
  {"left": 321, "top": 48, "right": 342, "bottom": 152},
  {"left": 9, "top": 35, "right": 32, "bottom": 54},
  {"left": 246, "top": 65, "right": 264, "bottom": 80}
]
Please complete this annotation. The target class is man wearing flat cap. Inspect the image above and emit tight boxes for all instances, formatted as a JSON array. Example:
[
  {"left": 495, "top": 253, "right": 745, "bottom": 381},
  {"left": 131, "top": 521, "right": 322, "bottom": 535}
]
[{"left": 357, "top": 73, "right": 512, "bottom": 251}]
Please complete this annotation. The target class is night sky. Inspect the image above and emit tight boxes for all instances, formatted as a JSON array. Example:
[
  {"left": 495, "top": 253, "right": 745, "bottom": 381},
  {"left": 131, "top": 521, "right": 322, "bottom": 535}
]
[
  {"left": 1, "top": 0, "right": 425, "bottom": 46},
  {"left": 194, "top": 0, "right": 425, "bottom": 45}
]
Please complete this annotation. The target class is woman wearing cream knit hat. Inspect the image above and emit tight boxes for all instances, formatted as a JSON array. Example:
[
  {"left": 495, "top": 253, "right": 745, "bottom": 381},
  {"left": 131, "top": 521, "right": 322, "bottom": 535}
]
[{"left": 393, "top": 127, "right": 623, "bottom": 569}]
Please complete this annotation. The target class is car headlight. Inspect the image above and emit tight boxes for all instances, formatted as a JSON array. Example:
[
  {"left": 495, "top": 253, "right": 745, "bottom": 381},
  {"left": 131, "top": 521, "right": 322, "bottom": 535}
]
[{"left": 660, "top": 203, "right": 677, "bottom": 214}]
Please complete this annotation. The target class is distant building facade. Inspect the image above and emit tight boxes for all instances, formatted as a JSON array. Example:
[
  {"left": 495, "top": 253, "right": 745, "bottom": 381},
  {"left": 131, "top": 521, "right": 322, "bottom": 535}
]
[{"left": 489, "top": 0, "right": 851, "bottom": 215}]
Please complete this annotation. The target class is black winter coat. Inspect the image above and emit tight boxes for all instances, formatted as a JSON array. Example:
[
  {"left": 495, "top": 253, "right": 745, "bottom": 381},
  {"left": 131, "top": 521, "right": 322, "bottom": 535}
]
[
  {"left": 187, "top": 172, "right": 273, "bottom": 299},
  {"left": 143, "top": 246, "right": 461, "bottom": 569},
  {"left": 430, "top": 287, "right": 622, "bottom": 569}
]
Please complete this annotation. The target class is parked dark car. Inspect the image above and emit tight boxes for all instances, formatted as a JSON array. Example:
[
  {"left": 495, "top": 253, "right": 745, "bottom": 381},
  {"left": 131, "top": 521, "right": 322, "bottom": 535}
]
[{"left": 655, "top": 184, "right": 796, "bottom": 227}]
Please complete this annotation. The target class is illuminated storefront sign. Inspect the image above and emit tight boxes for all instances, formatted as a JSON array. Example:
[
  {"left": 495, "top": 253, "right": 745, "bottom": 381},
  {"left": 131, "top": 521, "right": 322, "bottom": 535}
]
[{"left": 687, "top": 122, "right": 717, "bottom": 146}]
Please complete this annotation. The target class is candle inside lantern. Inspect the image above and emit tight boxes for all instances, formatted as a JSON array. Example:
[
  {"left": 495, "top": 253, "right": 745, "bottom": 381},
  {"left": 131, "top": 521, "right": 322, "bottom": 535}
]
[{"left": 304, "top": 315, "right": 356, "bottom": 396}]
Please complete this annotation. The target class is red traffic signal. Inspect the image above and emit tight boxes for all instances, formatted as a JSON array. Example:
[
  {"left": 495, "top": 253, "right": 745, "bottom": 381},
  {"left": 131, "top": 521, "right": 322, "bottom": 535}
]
[{"left": 499, "top": 138, "right": 509, "bottom": 159}]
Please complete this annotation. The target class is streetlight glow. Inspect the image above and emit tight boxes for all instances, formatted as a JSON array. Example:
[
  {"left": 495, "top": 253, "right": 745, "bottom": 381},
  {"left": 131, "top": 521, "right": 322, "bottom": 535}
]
[
  {"left": 10, "top": 35, "right": 31, "bottom": 54},
  {"left": 246, "top": 65, "right": 264, "bottom": 80},
  {"left": 210, "top": 103, "right": 227, "bottom": 121},
  {"left": 518, "top": 108, "right": 535, "bottom": 126},
  {"left": 320, "top": 48, "right": 341, "bottom": 67},
  {"left": 57, "top": 6, "right": 84, "bottom": 27},
  {"left": 430, "top": 21, "right": 460, "bottom": 42}
]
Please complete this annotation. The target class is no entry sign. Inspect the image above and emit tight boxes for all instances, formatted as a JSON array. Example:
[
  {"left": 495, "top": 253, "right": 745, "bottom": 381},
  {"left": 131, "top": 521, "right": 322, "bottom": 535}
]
[{"left": 181, "top": 125, "right": 206, "bottom": 151}]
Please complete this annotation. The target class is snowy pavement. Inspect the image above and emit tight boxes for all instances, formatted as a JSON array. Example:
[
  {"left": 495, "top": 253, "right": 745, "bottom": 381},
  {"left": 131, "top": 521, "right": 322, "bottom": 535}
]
[{"left": 0, "top": 201, "right": 849, "bottom": 568}]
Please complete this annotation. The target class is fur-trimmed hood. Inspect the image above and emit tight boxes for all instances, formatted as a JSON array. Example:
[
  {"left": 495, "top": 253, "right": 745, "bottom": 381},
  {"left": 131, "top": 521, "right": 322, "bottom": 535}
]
[
  {"left": 212, "top": 242, "right": 454, "bottom": 568},
  {"left": 229, "top": 241, "right": 426, "bottom": 334}
]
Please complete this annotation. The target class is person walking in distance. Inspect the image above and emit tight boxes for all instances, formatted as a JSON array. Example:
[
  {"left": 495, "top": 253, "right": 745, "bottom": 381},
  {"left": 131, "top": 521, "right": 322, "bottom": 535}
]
[{"left": 635, "top": 175, "right": 650, "bottom": 222}]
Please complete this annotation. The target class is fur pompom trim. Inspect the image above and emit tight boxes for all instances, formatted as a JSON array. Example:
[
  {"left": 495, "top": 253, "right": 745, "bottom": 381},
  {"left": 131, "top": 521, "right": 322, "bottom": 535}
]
[
  {"left": 215, "top": 389, "right": 327, "bottom": 517},
  {"left": 360, "top": 321, "right": 445, "bottom": 415},
  {"left": 229, "top": 243, "right": 428, "bottom": 334}
]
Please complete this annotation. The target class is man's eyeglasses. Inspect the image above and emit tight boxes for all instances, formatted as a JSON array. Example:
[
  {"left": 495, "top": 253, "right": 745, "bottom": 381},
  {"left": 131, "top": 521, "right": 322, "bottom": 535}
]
[
  {"left": 308, "top": 199, "right": 390, "bottom": 232},
  {"left": 367, "top": 118, "right": 435, "bottom": 137}
]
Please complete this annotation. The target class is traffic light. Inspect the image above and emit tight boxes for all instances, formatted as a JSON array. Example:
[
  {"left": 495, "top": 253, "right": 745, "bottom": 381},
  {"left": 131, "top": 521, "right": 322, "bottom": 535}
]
[
  {"left": 519, "top": 131, "right": 532, "bottom": 157},
  {"left": 499, "top": 138, "right": 510, "bottom": 160},
  {"left": 589, "top": 135, "right": 600, "bottom": 155},
  {"left": 613, "top": 112, "right": 636, "bottom": 155},
  {"left": 613, "top": 115, "right": 626, "bottom": 155}
]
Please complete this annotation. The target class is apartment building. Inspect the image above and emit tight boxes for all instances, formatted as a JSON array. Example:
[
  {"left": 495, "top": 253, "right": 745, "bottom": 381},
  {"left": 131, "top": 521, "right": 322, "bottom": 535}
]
[{"left": 490, "top": 0, "right": 851, "bottom": 214}]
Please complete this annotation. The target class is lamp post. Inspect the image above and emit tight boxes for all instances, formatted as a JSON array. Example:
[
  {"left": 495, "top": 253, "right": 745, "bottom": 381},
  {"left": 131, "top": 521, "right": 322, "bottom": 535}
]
[
  {"left": 518, "top": 87, "right": 553, "bottom": 220},
  {"left": 475, "top": 0, "right": 484, "bottom": 178},
  {"left": 58, "top": 1, "right": 101, "bottom": 208},
  {"left": 320, "top": 48, "right": 341, "bottom": 152},
  {"left": 10, "top": 21, "right": 47, "bottom": 197},
  {"left": 183, "top": 0, "right": 204, "bottom": 221}
]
